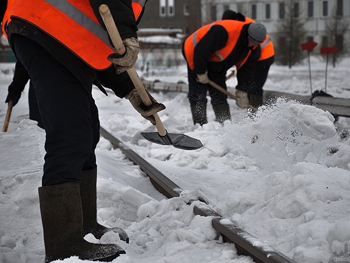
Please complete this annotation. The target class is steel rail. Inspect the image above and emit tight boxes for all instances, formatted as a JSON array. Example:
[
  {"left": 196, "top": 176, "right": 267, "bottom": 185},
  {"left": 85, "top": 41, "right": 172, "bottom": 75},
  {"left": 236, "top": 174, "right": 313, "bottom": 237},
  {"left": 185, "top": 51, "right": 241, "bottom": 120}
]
[{"left": 100, "top": 126, "right": 296, "bottom": 263}]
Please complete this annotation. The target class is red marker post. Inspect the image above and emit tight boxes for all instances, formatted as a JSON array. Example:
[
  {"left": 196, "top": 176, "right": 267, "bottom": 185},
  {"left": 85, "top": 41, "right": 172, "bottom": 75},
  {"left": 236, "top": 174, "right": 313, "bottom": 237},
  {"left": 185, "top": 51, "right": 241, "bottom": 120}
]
[
  {"left": 320, "top": 46, "right": 339, "bottom": 92},
  {"left": 301, "top": 41, "right": 318, "bottom": 94}
]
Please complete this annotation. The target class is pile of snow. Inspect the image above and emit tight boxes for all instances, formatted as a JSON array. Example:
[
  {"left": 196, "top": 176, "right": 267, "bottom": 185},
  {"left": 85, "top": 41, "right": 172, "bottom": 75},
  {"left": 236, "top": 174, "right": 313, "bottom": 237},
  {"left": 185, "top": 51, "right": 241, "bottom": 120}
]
[{"left": 1, "top": 57, "right": 350, "bottom": 263}]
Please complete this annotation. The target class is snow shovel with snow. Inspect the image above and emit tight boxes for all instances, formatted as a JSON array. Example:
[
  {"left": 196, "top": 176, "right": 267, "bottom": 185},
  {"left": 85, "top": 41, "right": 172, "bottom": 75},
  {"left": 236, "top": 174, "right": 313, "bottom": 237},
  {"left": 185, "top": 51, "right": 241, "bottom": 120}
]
[
  {"left": 99, "top": 4, "right": 203, "bottom": 150},
  {"left": 208, "top": 80, "right": 257, "bottom": 112},
  {"left": 2, "top": 100, "right": 13, "bottom": 132}
]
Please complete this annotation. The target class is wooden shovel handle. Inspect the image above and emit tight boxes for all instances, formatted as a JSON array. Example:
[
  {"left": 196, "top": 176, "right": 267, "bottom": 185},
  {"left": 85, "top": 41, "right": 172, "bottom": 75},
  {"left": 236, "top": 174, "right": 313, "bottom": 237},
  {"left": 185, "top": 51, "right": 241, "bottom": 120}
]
[
  {"left": 208, "top": 80, "right": 257, "bottom": 112},
  {"left": 225, "top": 67, "right": 237, "bottom": 81},
  {"left": 99, "top": 4, "right": 167, "bottom": 136},
  {"left": 208, "top": 80, "right": 237, "bottom": 100},
  {"left": 2, "top": 100, "right": 13, "bottom": 132}
]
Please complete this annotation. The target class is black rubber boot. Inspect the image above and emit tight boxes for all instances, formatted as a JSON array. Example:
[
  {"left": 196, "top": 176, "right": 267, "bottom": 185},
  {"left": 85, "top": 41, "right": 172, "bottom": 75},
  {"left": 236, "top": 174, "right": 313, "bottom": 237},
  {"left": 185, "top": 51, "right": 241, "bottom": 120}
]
[
  {"left": 80, "top": 168, "right": 129, "bottom": 243},
  {"left": 190, "top": 104, "right": 208, "bottom": 125},
  {"left": 249, "top": 94, "right": 263, "bottom": 108},
  {"left": 38, "top": 182, "right": 125, "bottom": 263},
  {"left": 213, "top": 104, "right": 231, "bottom": 124}
]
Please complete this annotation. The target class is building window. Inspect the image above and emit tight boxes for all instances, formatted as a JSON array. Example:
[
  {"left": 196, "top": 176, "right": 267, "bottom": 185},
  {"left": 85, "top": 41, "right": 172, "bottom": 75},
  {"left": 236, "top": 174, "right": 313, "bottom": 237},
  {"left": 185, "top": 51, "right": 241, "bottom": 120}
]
[
  {"left": 322, "top": 36, "right": 328, "bottom": 47},
  {"left": 279, "top": 2, "right": 285, "bottom": 19},
  {"left": 294, "top": 2, "right": 299, "bottom": 17},
  {"left": 308, "top": 1, "right": 313, "bottom": 17},
  {"left": 307, "top": 36, "right": 314, "bottom": 42},
  {"left": 160, "top": 0, "right": 166, "bottom": 17},
  {"left": 183, "top": 4, "right": 189, "bottom": 16},
  {"left": 322, "top": 1, "right": 328, "bottom": 16},
  {"left": 337, "top": 0, "right": 343, "bottom": 16},
  {"left": 336, "top": 34, "right": 343, "bottom": 51},
  {"left": 223, "top": 5, "right": 230, "bottom": 11},
  {"left": 266, "top": 4, "right": 271, "bottom": 19},
  {"left": 251, "top": 4, "right": 257, "bottom": 19},
  {"left": 168, "top": 0, "right": 174, "bottom": 16},
  {"left": 210, "top": 5, "right": 217, "bottom": 21}
]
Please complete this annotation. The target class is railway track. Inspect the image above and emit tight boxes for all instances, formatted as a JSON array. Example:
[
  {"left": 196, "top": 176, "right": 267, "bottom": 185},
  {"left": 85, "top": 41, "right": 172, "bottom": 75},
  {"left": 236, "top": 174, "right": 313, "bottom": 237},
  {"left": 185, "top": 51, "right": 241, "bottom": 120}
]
[{"left": 100, "top": 126, "right": 297, "bottom": 263}]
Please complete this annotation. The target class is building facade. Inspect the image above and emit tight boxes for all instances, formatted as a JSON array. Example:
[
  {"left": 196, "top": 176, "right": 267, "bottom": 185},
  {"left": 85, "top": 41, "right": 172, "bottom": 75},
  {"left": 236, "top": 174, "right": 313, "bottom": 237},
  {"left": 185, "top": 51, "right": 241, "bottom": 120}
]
[
  {"left": 203, "top": 0, "right": 350, "bottom": 52},
  {"left": 138, "top": 0, "right": 202, "bottom": 35},
  {"left": 138, "top": 0, "right": 349, "bottom": 52}
]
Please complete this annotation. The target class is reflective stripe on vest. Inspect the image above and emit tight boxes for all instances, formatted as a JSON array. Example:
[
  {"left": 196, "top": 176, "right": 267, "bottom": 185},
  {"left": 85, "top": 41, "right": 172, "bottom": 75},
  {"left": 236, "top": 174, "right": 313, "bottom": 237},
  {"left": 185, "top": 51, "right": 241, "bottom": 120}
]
[
  {"left": 184, "top": 20, "right": 245, "bottom": 70},
  {"left": 236, "top": 50, "right": 252, "bottom": 70},
  {"left": 260, "top": 36, "right": 270, "bottom": 49},
  {"left": 45, "top": 0, "right": 111, "bottom": 46},
  {"left": 259, "top": 35, "right": 274, "bottom": 61}
]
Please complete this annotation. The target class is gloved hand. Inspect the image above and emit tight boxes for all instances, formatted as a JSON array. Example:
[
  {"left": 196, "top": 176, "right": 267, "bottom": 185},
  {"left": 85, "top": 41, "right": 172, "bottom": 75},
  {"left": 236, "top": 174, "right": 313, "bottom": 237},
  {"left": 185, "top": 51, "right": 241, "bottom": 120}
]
[
  {"left": 235, "top": 90, "right": 249, "bottom": 108},
  {"left": 5, "top": 91, "right": 21, "bottom": 106},
  {"left": 196, "top": 71, "right": 209, "bottom": 84},
  {"left": 108, "top": 37, "right": 139, "bottom": 74},
  {"left": 125, "top": 87, "right": 166, "bottom": 125}
]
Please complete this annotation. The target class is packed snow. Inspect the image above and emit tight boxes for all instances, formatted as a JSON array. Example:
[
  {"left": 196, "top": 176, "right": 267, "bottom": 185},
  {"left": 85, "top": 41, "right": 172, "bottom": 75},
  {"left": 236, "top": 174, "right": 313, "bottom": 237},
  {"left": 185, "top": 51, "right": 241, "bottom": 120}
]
[{"left": 1, "top": 56, "right": 350, "bottom": 263}]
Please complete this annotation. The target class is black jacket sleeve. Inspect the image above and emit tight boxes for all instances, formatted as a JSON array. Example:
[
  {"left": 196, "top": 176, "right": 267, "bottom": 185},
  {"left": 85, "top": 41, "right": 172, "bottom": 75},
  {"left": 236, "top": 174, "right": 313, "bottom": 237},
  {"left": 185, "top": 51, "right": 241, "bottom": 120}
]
[
  {"left": 193, "top": 25, "right": 228, "bottom": 75},
  {"left": 9, "top": 60, "right": 29, "bottom": 94},
  {"left": 89, "top": 0, "right": 138, "bottom": 39},
  {"left": 95, "top": 67, "right": 135, "bottom": 98}
]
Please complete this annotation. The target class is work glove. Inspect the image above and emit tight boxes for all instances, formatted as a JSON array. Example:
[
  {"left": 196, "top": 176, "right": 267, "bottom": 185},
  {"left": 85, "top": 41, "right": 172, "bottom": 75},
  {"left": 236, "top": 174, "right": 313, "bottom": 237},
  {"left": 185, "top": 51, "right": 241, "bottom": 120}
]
[
  {"left": 196, "top": 71, "right": 209, "bottom": 84},
  {"left": 125, "top": 87, "right": 166, "bottom": 125},
  {"left": 235, "top": 89, "right": 249, "bottom": 108},
  {"left": 5, "top": 91, "right": 21, "bottom": 106},
  {"left": 108, "top": 37, "right": 139, "bottom": 74}
]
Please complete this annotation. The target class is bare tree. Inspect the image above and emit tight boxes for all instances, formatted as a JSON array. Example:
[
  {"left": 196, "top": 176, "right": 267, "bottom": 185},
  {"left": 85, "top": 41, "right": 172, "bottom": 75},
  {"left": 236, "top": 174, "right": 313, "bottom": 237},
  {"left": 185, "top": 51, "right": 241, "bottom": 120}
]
[
  {"left": 324, "top": 4, "right": 349, "bottom": 67},
  {"left": 202, "top": 0, "right": 219, "bottom": 24},
  {"left": 274, "top": 0, "right": 307, "bottom": 68}
]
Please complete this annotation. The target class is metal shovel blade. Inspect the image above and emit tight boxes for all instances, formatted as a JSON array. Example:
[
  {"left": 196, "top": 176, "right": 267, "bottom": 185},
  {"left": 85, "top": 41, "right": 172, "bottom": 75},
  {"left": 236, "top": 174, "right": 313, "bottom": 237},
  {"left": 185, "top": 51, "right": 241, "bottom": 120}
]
[{"left": 141, "top": 132, "right": 203, "bottom": 150}]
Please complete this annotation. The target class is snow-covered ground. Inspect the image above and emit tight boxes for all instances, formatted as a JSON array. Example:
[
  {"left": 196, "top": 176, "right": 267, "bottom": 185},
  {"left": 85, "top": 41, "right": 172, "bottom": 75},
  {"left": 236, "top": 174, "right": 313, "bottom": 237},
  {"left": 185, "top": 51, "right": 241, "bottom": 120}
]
[{"left": 0, "top": 56, "right": 350, "bottom": 263}]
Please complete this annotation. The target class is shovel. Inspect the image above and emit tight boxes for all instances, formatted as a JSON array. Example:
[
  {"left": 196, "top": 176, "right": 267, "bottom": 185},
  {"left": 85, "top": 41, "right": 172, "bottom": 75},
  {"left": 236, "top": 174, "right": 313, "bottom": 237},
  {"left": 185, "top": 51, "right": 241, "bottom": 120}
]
[
  {"left": 2, "top": 100, "right": 13, "bottom": 132},
  {"left": 99, "top": 4, "right": 203, "bottom": 150},
  {"left": 208, "top": 80, "right": 257, "bottom": 112}
]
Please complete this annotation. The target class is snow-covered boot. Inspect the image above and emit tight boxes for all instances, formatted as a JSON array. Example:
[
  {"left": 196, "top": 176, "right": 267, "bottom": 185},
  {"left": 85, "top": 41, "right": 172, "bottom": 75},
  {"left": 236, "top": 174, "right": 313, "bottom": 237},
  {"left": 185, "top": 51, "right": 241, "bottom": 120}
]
[
  {"left": 38, "top": 182, "right": 125, "bottom": 263},
  {"left": 213, "top": 104, "right": 231, "bottom": 124},
  {"left": 79, "top": 168, "right": 129, "bottom": 243},
  {"left": 191, "top": 103, "right": 208, "bottom": 125}
]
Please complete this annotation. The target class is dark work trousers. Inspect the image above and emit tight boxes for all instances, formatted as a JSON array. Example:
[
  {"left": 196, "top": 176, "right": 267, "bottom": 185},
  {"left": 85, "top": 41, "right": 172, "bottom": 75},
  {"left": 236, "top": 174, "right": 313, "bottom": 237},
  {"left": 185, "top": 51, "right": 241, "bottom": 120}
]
[
  {"left": 187, "top": 65, "right": 228, "bottom": 106},
  {"left": 28, "top": 81, "right": 44, "bottom": 129},
  {"left": 11, "top": 34, "right": 99, "bottom": 186},
  {"left": 249, "top": 61, "right": 272, "bottom": 96}
]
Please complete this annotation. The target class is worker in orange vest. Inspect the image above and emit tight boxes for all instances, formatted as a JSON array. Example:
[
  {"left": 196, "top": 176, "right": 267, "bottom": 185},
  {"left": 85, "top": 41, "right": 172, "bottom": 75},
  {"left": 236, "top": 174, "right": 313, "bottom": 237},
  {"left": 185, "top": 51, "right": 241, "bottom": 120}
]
[
  {"left": 182, "top": 19, "right": 266, "bottom": 125},
  {"left": 1, "top": 0, "right": 148, "bottom": 131},
  {"left": 2, "top": 0, "right": 165, "bottom": 262},
  {"left": 222, "top": 10, "right": 275, "bottom": 108}
]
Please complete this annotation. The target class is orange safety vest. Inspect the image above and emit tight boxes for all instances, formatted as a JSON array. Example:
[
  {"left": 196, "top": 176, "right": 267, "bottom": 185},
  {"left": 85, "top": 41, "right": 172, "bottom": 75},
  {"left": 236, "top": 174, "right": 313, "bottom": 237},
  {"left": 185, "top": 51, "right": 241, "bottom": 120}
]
[
  {"left": 1, "top": 0, "right": 14, "bottom": 37},
  {"left": 4, "top": 0, "right": 145, "bottom": 70},
  {"left": 132, "top": 0, "right": 147, "bottom": 22},
  {"left": 184, "top": 20, "right": 247, "bottom": 70},
  {"left": 259, "top": 36, "right": 274, "bottom": 61}
]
